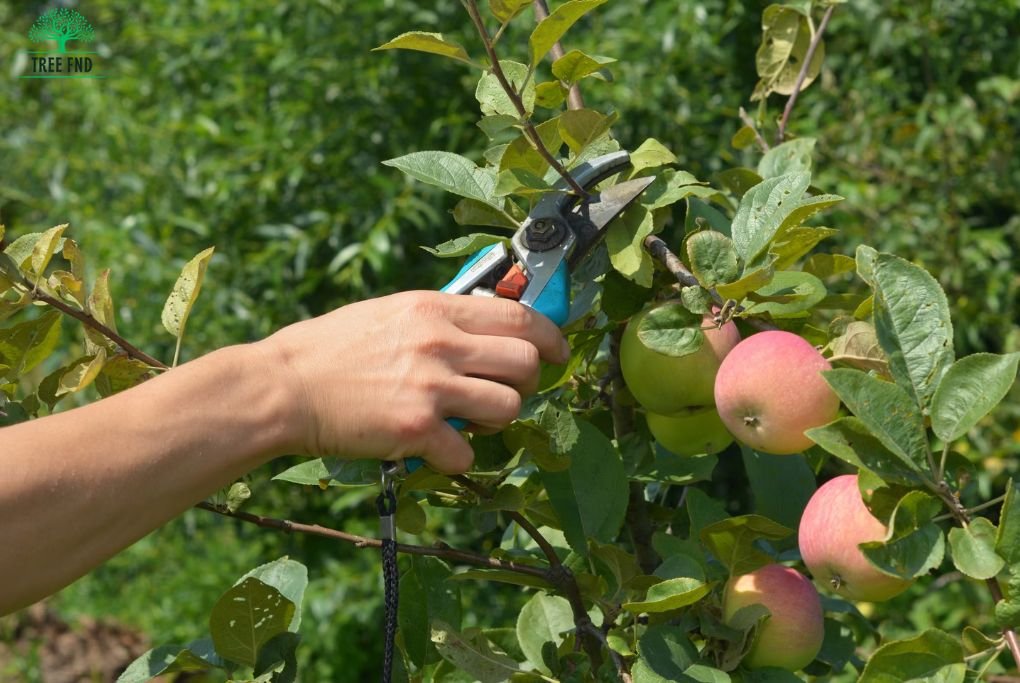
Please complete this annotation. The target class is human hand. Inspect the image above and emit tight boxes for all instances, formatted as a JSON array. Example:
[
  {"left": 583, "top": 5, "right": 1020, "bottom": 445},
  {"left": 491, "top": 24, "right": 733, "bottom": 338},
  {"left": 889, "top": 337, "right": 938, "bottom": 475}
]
[{"left": 255, "top": 291, "right": 570, "bottom": 473}]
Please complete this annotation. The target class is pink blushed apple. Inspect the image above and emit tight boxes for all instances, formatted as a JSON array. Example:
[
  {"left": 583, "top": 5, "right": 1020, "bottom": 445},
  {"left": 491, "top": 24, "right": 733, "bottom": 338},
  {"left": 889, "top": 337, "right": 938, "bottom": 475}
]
[
  {"left": 722, "top": 563, "right": 824, "bottom": 671},
  {"left": 799, "top": 474, "right": 914, "bottom": 602},
  {"left": 713, "top": 330, "right": 839, "bottom": 455}
]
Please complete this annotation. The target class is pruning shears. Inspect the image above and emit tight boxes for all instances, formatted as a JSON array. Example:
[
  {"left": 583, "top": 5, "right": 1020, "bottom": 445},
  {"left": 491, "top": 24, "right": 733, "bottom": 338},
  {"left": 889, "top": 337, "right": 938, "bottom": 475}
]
[{"left": 386, "top": 150, "right": 654, "bottom": 476}]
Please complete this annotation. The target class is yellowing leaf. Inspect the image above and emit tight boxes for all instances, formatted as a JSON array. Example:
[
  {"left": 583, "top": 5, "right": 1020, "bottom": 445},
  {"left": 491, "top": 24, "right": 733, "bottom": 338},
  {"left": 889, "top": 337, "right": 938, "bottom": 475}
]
[
  {"left": 529, "top": 0, "right": 608, "bottom": 66},
  {"left": 162, "top": 246, "right": 215, "bottom": 366},
  {"left": 372, "top": 31, "right": 474, "bottom": 67},
  {"left": 29, "top": 224, "right": 67, "bottom": 279}
]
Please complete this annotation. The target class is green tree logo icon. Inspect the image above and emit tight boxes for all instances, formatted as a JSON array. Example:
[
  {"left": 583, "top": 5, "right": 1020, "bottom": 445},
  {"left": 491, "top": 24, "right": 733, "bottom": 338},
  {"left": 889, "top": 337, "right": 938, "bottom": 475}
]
[{"left": 28, "top": 8, "right": 95, "bottom": 53}]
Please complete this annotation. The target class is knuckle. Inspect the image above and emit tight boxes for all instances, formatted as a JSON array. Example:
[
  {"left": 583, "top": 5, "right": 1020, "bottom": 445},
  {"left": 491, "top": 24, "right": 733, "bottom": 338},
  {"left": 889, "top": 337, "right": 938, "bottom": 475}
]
[
  {"left": 500, "top": 300, "right": 531, "bottom": 332},
  {"left": 414, "top": 334, "right": 454, "bottom": 361},
  {"left": 405, "top": 291, "right": 445, "bottom": 319},
  {"left": 397, "top": 409, "right": 435, "bottom": 442},
  {"left": 497, "top": 389, "right": 523, "bottom": 423},
  {"left": 518, "top": 341, "right": 540, "bottom": 370}
]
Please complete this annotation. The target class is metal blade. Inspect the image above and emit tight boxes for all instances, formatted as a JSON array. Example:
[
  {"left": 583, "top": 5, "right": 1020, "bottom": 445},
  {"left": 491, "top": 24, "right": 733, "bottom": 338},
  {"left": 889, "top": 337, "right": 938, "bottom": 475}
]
[{"left": 568, "top": 175, "right": 656, "bottom": 270}]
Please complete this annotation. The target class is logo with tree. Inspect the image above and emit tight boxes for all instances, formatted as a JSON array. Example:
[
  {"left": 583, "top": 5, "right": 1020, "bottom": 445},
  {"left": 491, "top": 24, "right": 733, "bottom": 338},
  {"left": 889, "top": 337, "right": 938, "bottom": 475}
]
[{"left": 28, "top": 8, "right": 95, "bottom": 54}]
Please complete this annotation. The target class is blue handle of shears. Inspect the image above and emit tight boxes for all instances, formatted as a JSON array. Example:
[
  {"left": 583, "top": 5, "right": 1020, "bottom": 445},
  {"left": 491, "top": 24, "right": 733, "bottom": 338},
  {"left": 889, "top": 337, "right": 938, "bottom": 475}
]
[{"left": 404, "top": 244, "right": 570, "bottom": 473}]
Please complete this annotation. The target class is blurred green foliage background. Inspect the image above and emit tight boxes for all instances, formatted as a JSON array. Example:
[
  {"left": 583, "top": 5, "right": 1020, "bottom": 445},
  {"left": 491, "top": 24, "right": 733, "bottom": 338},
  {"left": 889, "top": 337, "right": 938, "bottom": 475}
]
[{"left": 0, "top": 0, "right": 1017, "bottom": 680}]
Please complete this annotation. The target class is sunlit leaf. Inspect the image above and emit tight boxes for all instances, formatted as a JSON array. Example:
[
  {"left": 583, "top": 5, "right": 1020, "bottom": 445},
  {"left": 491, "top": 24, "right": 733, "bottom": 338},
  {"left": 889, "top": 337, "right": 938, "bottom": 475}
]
[
  {"left": 930, "top": 352, "right": 1020, "bottom": 441},
  {"left": 373, "top": 31, "right": 475, "bottom": 67},
  {"left": 529, "top": 0, "right": 609, "bottom": 66},
  {"left": 162, "top": 246, "right": 215, "bottom": 366}
]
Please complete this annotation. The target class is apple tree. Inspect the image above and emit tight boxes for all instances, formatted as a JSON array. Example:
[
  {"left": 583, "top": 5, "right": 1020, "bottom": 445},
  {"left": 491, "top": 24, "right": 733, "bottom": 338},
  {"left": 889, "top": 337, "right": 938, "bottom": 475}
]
[{"left": 2, "top": 1, "right": 1018, "bottom": 681}]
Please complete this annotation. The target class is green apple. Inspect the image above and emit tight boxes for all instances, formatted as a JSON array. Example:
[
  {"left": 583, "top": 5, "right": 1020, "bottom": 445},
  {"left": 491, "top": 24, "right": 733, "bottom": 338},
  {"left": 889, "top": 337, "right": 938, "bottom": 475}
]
[
  {"left": 620, "top": 304, "right": 740, "bottom": 415},
  {"left": 799, "top": 474, "right": 914, "bottom": 602},
  {"left": 713, "top": 330, "right": 840, "bottom": 455},
  {"left": 722, "top": 563, "right": 824, "bottom": 671},
  {"left": 646, "top": 407, "right": 733, "bottom": 456}
]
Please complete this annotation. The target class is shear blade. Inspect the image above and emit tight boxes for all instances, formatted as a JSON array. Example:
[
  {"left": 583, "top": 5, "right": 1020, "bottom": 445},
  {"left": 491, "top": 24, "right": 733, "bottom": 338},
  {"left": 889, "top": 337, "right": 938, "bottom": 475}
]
[{"left": 569, "top": 175, "right": 656, "bottom": 269}]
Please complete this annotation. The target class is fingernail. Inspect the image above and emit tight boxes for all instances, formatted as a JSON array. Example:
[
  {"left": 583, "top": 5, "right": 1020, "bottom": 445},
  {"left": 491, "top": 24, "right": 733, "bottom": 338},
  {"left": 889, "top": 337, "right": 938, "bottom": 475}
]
[{"left": 560, "top": 338, "right": 571, "bottom": 363}]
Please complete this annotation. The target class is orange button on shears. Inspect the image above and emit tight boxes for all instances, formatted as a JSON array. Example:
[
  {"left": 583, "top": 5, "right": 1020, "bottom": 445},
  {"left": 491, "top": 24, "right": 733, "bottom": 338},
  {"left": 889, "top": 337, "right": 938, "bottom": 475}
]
[{"left": 495, "top": 263, "right": 529, "bottom": 300}]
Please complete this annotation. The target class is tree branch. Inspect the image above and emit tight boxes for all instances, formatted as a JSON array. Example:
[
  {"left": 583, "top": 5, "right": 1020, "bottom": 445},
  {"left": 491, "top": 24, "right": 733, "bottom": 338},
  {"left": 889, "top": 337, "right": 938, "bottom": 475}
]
[
  {"left": 642, "top": 235, "right": 778, "bottom": 332},
  {"left": 450, "top": 473, "right": 603, "bottom": 667},
  {"left": 775, "top": 5, "right": 836, "bottom": 144},
  {"left": 32, "top": 290, "right": 168, "bottom": 369},
  {"left": 533, "top": 0, "right": 585, "bottom": 111},
  {"left": 462, "top": 0, "right": 587, "bottom": 197},
  {"left": 738, "top": 106, "right": 770, "bottom": 152},
  {"left": 196, "top": 501, "right": 551, "bottom": 581}
]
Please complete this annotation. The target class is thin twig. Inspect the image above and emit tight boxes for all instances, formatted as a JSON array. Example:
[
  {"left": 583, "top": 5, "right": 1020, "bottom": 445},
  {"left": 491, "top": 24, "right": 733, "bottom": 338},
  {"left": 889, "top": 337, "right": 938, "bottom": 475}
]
[
  {"left": 462, "top": 0, "right": 587, "bottom": 197},
  {"left": 583, "top": 622, "right": 632, "bottom": 683},
  {"left": 642, "top": 235, "right": 778, "bottom": 332},
  {"left": 738, "top": 107, "right": 770, "bottom": 152},
  {"left": 775, "top": 5, "right": 836, "bottom": 144},
  {"left": 33, "top": 290, "right": 168, "bottom": 369},
  {"left": 533, "top": 0, "right": 585, "bottom": 111},
  {"left": 196, "top": 501, "right": 550, "bottom": 580}
]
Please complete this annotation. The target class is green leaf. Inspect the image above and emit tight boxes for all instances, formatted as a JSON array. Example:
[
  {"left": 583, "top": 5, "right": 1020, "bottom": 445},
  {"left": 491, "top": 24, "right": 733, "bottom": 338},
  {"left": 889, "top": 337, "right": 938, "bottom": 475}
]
[
  {"left": 489, "top": 0, "right": 533, "bottom": 22},
  {"left": 558, "top": 108, "right": 616, "bottom": 155},
  {"left": 28, "top": 224, "right": 67, "bottom": 279},
  {"left": 529, "top": 0, "right": 609, "bottom": 65},
  {"left": 730, "top": 173, "right": 809, "bottom": 263},
  {"left": 539, "top": 420, "right": 628, "bottom": 556},
  {"left": 95, "top": 355, "right": 152, "bottom": 397},
  {"left": 499, "top": 117, "right": 562, "bottom": 177},
  {"left": 680, "top": 286, "right": 712, "bottom": 315},
  {"left": 236, "top": 558, "right": 308, "bottom": 632},
  {"left": 209, "top": 577, "right": 295, "bottom": 668},
  {"left": 449, "top": 569, "right": 552, "bottom": 591},
  {"left": 516, "top": 593, "right": 573, "bottom": 674},
  {"left": 715, "top": 256, "right": 777, "bottom": 301},
  {"left": 641, "top": 169, "right": 712, "bottom": 211},
  {"left": 741, "top": 449, "right": 816, "bottom": 532},
  {"left": 806, "top": 417, "right": 923, "bottom": 485},
  {"left": 431, "top": 620, "right": 519, "bottom": 682},
  {"left": 551, "top": 49, "right": 616, "bottom": 84},
  {"left": 162, "top": 246, "right": 215, "bottom": 365},
  {"left": 858, "top": 629, "right": 965, "bottom": 683},
  {"left": 803, "top": 253, "right": 856, "bottom": 280},
  {"left": 423, "top": 234, "right": 508, "bottom": 259},
  {"left": 117, "top": 643, "right": 222, "bottom": 682},
  {"left": 84, "top": 269, "right": 117, "bottom": 354},
  {"left": 752, "top": 5, "right": 825, "bottom": 101},
  {"left": 822, "top": 369, "right": 929, "bottom": 471},
  {"left": 629, "top": 138, "right": 678, "bottom": 174},
  {"left": 52, "top": 350, "right": 106, "bottom": 398},
  {"left": 995, "top": 480, "right": 1020, "bottom": 564},
  {"left": 452, "top": 198, "right": 519, "bottom": 231},
  {"left": 930, "top": 352, "right": 1020, "bottom": 441},
  {"left": 872, "top": 252, "right": 955, "bottom": 408},
  {"left": 252, "top": 632, "right": 300, "bottom": 683},
  {"left": 384, "top": 151, "right": 498, "bottom": 205},
  {"left": 769, "top": 226, "right": 839, "bottom": 270},
  {"left": 373, "top": 31, "right": 474, "bottom": 67},
  {"left": 272, "top": 457, "right": 378, "bottom": 487},
  {"left": 948, "top": 517, "right": 1005, "bottom": 580},
  {"left": 606, "top": 205, "right": 656, "bottom": 287},
  {"left": 225, "top": 481, "right": 251, "bottom": 514},
  {"left": 860, "top": 491, "right": 945, "bottom": 579},
  {"left": 687, "top": 231, "right": 739, "bottom": 288},
  {"left": 495, "top": 167, "right": 553, "bottom": 196},
  {"left": 634, "top": 625, "right": 699, "bottom": 680},
  {"left": 601, "top": 270, "right": 652, "bottom": 322},
  {"left": 699, "top": 515, "right": 793, "bottom": 575},
  {"left": 3, "top": 232, "right": 45, "bottom": 268},
  {"left": 758, "top": 138, "right": 815, "bottom": 178},
  {"left": 400, "top": 556, "right": 460, "bottom": 668},
  {"left": 716, "top": 168, "right": 764, "bottom": 198},
  {"left": 477, "top": 60, "right": 535, "bottom": 118},
  {"left": 741, "top": 270, "right": 826, "bottom": 318},
  {"left": 635, "top": 302, "right": 704, "bottom": 358},
  {"left": 623, "top": 577, "right": 712, "bottom": 614},
  {"left": 0, "top": 310, "right": 62, "bottom": 378},
  {"left": 534, "top": 81, "right": 566, "bottom": 109},
  {"left": 632, "top": 449, "right": 718, "bottom": 486},
  {"left": 817, "top": 618, "right": 857, "bottom": 674}
]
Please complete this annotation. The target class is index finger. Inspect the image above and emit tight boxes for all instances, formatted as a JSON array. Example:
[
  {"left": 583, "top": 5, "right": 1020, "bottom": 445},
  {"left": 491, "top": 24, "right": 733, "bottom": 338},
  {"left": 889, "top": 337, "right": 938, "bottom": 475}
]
[{"left": 442, "top": 294, "right": 569, "bottom": 365}]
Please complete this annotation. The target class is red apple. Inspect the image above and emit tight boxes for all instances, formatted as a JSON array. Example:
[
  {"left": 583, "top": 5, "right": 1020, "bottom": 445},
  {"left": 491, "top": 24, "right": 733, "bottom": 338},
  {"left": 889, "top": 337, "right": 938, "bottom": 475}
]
[
  {"left": 799, "top": 474, "right": 914, "bottom": 602},
  {"left": 722, "top": 563, "right": 824, "bottom": 671},
  {"left": 621, "top": 304, "right": 740, "bottom": 415},
  {"left": 713, "top": 330, "right": 839, "bottom": 455},
  {"left": 646, "top": 407, "right": 733, "bottom": 456}
]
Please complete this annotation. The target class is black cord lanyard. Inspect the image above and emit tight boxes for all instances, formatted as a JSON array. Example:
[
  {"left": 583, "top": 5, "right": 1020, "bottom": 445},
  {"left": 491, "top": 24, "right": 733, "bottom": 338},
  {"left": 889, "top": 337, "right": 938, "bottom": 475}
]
[{"left": 377, "top": 465, "right": 399, "bottom": 683}]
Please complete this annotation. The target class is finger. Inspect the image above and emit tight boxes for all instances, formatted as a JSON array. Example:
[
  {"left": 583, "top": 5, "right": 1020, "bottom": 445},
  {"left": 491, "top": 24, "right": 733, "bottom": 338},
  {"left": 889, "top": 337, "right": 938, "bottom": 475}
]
[
  {"left": 419, "top": 424, "right": 474, "bottom": 474},
  {"left": 443, "top": 376, "right": 522, "bottom": 430},
  {"left": 465, "top": 423, "right": 501, "bottom": 436},
  {"left": 455, "top": 334, "right": 542, "bottom": 396},
  {"left": 443, "top": 295, "right": 569, "bottom": 365}
]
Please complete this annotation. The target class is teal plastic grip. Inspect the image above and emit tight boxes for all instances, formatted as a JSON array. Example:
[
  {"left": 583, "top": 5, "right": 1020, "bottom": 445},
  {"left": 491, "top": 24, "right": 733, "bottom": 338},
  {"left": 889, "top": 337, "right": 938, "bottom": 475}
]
[{"left": 404, "top": 247, "right": 570, "bottom": 474}]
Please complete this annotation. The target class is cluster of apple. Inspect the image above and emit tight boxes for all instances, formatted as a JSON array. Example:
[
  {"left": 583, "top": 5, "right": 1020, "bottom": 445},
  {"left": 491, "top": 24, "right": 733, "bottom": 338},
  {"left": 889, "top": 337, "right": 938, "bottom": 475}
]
[{"left": 620, "top": 303, "right": 913, "bottom": 671}]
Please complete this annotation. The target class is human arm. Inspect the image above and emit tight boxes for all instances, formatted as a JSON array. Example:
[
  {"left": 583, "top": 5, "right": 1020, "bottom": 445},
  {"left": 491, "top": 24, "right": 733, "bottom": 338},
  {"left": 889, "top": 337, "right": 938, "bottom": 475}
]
[{"left": 0, "top": 291, "right": 568, "bottom": 615}]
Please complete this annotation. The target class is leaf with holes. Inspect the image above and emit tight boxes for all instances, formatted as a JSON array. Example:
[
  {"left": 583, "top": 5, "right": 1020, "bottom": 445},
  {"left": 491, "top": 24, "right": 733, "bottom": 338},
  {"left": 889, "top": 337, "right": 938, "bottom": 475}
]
[{"left": 209, "top": 577, "right": 295, "bottom": 669}]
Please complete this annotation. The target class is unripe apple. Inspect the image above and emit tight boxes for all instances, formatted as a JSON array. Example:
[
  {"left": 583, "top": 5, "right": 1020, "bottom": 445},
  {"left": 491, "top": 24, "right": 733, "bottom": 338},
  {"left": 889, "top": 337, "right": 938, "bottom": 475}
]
[
  {"left": 646, "top": 407, "right": 733, "bottom": 456},
  {"left": 799, "top": 474, "right": 914, "bottom": 602},
  {"left": 713, "top": 330, "right": 839, "bottom": 455},
  {"left": 722, "top": 564, "right": 824, "bottom": 671},
  {"left": 620, "top": 304, "right": 740, "bottom": 415}
]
